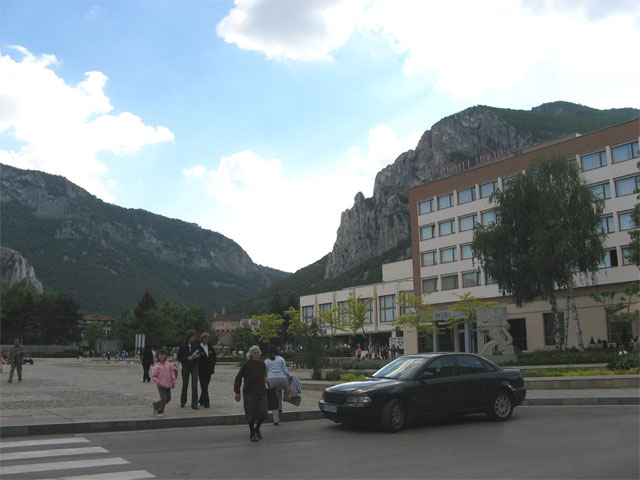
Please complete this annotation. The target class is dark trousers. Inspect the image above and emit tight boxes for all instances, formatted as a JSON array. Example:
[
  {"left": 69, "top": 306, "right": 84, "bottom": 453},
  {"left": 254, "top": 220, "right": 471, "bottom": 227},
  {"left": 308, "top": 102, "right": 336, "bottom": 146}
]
[
  {"left": 9, "top": 363, "right": 22, "bottom": 381},
  {"left": 181, "top": 366, "right": 199, "bottom": 407},
  {"left": 198, "top": 370, "right": 212, "bottom": 407},
  {"left": 153, "top": 387, "right": 171, "bottom": 413},
  {"left": 142, "top": 364, "right": 151, "bottom": 382}
]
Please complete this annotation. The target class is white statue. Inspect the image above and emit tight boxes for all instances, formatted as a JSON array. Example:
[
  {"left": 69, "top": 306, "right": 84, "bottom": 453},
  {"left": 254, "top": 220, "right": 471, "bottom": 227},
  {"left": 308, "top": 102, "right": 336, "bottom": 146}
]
[{"left": 477, "top": 307, "right": 515, "bottom": 356}]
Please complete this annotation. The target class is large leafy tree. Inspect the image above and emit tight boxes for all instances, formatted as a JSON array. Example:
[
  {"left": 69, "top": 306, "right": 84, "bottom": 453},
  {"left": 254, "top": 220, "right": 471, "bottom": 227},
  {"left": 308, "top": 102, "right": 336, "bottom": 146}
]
[
  {"left": 233, "top": 326, "right": 256, "bottom": 354},
  {"left": 317, "top": 305, "right": 347, "bottom": 347},
  {"left": 284, "top": 307, "right": 306, "bottom": 347},
  {"left": 161, "top": 300, "right": 209, "bottom": 342},
  {"left": 253, "top": 313, "right": 284, "bottom": 346},
  {"left": 137, "top": 309, "right": 176, "bottom": 348},
  {"left": 473, "top": 154, "right": 606, "bottom": 351},
  {"left": 626, "top": 160, "right": 640, "bottom": 267},
  {"left": 134, "top": 291, "right": 157, "bottom": 321}
]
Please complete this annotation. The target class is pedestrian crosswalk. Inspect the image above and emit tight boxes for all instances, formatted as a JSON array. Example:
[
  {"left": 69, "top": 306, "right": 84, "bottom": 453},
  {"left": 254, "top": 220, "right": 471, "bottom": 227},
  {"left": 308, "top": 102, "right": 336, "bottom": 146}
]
[{"left": 0, "top": 436, "right": 155, "bottom": 479}]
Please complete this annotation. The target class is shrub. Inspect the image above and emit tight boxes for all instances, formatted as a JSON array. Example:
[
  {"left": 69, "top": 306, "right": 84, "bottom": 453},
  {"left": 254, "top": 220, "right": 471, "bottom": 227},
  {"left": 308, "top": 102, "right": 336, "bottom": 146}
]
[
  {"left": 502, "top": 349, "right": 620, "bottom": 366},
  {"left": 340, "top": 373, "right": 367, "bottom": 382},
  {"left": 325, "top": 369, "right": 342, "bottom": 381},
  {"left": 340, "top": 359, "right": 388, "bottom": 370},
  {"left": 607, "top": 353, "right": 640, "bottom": 370}
]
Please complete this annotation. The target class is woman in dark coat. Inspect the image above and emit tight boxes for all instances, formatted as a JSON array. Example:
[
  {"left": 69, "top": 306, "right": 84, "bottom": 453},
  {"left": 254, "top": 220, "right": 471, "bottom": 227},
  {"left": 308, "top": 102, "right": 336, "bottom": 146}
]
[
  {"left": 197, "top": 332, "right": 217, "bottom": 408},
  {"left": 234, "top": 345, "right": 267, "bottom": 442},
  {"left": 142, "top": 345, "right": 154, "bottom": 382}
]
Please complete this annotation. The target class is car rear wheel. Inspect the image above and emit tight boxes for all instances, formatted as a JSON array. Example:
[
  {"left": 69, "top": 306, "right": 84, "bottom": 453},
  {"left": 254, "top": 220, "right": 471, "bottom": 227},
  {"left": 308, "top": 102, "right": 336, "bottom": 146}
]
[
  {"left": 487, "top": 390, "right": 513, "bottom": 421},
  {"left": 380, "top": 399, "right": 405, "bottom": 432}
]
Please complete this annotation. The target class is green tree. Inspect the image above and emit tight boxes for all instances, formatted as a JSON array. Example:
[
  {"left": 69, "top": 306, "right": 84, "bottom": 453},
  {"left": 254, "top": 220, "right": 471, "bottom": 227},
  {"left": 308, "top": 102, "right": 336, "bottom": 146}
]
[
  {"left": 269, "top": 294, "right": 284, "bottom": 316},
  {"left": 253, "top": 313, "right": 284, "bottom": 346},
  {"left": 344, "top": 293, "right": 373, "bottom": 342},
  {"left": 161, "top": 300, "right": 209, "bottom": 343},
  {"left": 112, "top": 308, "right": 136, "bottom": 350},
  {"left": 285, "top": 307, "right": 306, "bottom": 347},
  {"left": 302, "top": 320, "right": 325, "bottom": 380},
  {"left": 233, "top": 326, "right": 255, "bottom": 355},
  {"left": 83, "top": 322, "right": 104, "bottom": 349},
  {"left": 394, "top": 292, "right": 439, "bottom": 350},
  {"left": 448, "top": 293, "right": 501, "bottom": 353},
  {"left": 317, "top": 305, "right": 347, "bottom": 348},
  {"left": 473, "top": 154, "right": 605, "bottom": 351},
  {"left": 135, "top": 291, "right": 157, "bottom": 320},
  {"left": 44, "top": 293, "right": 82, "bottom": 345},
  {"left": 138, "top": 309, "right": 176, "bottom": 348},
  {"left": 590, "top": 283, "right": 640, "bottom": 350}
]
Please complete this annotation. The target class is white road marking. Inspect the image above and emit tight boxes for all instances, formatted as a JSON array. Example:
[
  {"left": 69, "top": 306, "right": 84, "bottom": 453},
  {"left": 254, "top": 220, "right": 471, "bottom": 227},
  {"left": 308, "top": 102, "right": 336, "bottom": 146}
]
[
  {"left": 1, "top": 446, "right": 107, "bottom": 461},
  {"left": 0, "top": 457, "right": 129, "bottom": 475},
  {"left": 35, "top": 470, "right": 156, "bottom": 480},
  {"left": 0, "top": 437, "right": 90, "bottom": 449}
]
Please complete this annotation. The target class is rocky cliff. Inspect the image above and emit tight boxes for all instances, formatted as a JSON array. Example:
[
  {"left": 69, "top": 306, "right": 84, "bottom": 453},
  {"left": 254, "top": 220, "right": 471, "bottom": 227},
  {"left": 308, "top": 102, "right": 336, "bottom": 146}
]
[
  {"left": 325, "top": 102, "right": 640, "bottom": 279},
  {"left": 0, "top": 247, "right": 43, "bottom": 293},
  {"left": 0, "top": 164, "right": 288, "bottom": 315}
]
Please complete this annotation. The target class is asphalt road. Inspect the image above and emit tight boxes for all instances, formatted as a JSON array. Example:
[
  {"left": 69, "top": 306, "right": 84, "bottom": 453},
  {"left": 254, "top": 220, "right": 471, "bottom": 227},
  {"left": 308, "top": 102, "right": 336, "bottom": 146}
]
[{"left": 1, "top": 406, "right": 638, "bottom": 479}]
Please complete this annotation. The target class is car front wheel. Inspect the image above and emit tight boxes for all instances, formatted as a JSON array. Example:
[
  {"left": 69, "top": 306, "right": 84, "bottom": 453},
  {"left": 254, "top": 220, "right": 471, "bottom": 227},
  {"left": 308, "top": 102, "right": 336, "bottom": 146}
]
[
  {"left": 380, "top": 399, "right": 405, "bottom": 432},
  {"left": 487, "top": 390, "right": 513, "bottom": 421}
]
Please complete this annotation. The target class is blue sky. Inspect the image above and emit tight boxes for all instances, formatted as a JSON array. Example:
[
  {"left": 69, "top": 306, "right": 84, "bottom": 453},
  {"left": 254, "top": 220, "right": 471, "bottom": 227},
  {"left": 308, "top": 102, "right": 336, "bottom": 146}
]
[{"left": 1, "top": 0, "right": 639, "bottom": 272}]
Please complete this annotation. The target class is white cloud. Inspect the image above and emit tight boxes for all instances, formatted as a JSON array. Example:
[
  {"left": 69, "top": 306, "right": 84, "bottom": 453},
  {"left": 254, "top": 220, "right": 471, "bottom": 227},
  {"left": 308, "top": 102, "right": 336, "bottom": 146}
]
[
  {"left": 217, "top": 0, "right": 640, "bottom": 107},
  {"left": 184, "top": 125, "right": 419, "bottom": 272},
  {"left": 216, "top": 0, "right": 367, "bottom": 61},
  {"left": 0, "top": 47, "right": 175, "bottom": 202}
]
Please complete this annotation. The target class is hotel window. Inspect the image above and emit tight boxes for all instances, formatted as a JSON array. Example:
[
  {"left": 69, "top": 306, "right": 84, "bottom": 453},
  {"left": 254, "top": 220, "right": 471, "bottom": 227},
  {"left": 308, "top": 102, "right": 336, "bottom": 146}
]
[
  {"left": 502, "top": 174, "right": 520, "bottom": 189},
  {"left": 457, "top": 187, "right": 476, "bottom": 204},
  {"left": 359, "top": 298, "right": 373, "bottom": 324},
  {"left": 600, "top": 215, "right": 615, "bottom": 234},
  {"left": 441, "top": 274, "right": 459, "bottom": 291},
  {"left": 439, "top": 219, "right": 455, "bottom": 236},
  {"left": 480, "top": 180, "right": 499, "bottom": 198},
  {"left": 622, "top": 246, "right": 633, "bottom": 265},
  {"left": 619, "top": 212, "right": 636, "bottom": 231},
  {"left": 459, "top": 214, "right": 478, "bottom": 232},
  {"left": 302, "top": 306, "right": 315, "bottom": 324},
  {"left": 422, "top": 277, "right": 438, "bottom": 293},
  {"left": 438, "top": 193, "right": 454, "bottom": 209},
  {"left": 461, "top": 243, "right": 473, "bottom": 260},
  {"left": 612, "top": 141, "right": 639, "bottom": 164},
  {"left": 589, "top": 182, "right": 611, "bottom": 200},
  {"left": 599, "top": 249, "right": 619, "bottom": 268},
  {"left": 419, "top": 199, "right": 434, "bottom": 215},
  {"left": 420, "top": 224, "right": 436, "bottom": 240},
  {"left": 338, "top": 300, "right": 349, "bottom": 323},
  {"left": 543, "top": 312, "right": 565, "bottom": 346},
  {"left": 440, "top": 247, "right": 457, "bottom": 263},
  {"left": 485, "top": 272, "right": 497, "bottom": 285},
  {"left": 481, "top": 210, "right": 496, "bottom": 225},
  {"left": 462, "top": 271, "right": 481, "bottom": 288},
  {"left": 319, "top": 303, "right": 332, "bottom": 326},
  {"left": 379, "top": 295, "right": 396, "bottom": 323},
  {"left": 399, "top": 290, "right": 414, "bottom": 315},
  {"left": 615, "top": 175, "right": 640, "bottom": 197},
  {"left": 581, "top": 150, "right": 607, "bottom": 171},
  {"left": 422, "top": 250, "right": 437, "bottom": 266}
]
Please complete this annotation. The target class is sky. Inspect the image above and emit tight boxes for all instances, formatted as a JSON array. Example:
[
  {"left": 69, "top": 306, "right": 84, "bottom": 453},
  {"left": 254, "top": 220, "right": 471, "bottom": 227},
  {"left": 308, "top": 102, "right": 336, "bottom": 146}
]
[{"left": 1, "top": 0, "right": 639, "bottom": 273}]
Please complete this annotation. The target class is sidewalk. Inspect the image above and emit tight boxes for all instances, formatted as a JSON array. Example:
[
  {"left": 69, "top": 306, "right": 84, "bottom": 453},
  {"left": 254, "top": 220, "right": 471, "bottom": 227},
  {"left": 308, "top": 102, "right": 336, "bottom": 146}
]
[{"left": 0, "top": 358, "right": 638, "bottom": 437}]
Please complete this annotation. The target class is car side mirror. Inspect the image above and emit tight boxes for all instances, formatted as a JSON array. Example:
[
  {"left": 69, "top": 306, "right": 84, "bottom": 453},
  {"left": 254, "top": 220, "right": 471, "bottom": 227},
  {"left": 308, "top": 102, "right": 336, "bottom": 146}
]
[{"left": 420, "top": 371, "right": 434, "bottom": 381}]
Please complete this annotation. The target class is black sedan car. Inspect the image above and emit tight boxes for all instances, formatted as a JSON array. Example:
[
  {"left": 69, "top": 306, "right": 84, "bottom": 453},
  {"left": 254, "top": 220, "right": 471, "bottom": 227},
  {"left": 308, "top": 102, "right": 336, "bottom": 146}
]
[{"left": 319, "top": 353, "right": 526, "bottom": 432}]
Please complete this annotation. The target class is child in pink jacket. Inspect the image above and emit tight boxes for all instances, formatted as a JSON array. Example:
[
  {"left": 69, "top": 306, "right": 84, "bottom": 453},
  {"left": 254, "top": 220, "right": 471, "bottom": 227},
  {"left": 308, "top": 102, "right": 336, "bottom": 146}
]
[{"left": 152, "top": 348, "right": 177, "bottom": 417}]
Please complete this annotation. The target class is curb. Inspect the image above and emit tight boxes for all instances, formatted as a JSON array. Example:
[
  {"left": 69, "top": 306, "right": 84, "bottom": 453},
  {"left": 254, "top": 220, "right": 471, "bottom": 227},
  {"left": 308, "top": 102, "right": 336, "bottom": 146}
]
[
  {"left": 0, "top": 410, "right": 324, "bottom": 438},
  {"left": 522, "top": 397, "right": 639, "bottom": 406}
]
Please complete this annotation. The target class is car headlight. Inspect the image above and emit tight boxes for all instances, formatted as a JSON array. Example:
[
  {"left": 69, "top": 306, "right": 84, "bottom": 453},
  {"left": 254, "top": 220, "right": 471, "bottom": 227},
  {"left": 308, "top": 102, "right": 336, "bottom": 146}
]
[{"left": 345, "top": 395, "right": 372, "bottom": 404}]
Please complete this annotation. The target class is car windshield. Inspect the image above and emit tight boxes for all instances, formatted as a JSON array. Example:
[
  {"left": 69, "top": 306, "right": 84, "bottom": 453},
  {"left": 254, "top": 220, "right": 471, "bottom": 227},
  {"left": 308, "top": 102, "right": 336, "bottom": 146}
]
[{"left": 371, "top": 357, "right": 429, "bottom": 380}]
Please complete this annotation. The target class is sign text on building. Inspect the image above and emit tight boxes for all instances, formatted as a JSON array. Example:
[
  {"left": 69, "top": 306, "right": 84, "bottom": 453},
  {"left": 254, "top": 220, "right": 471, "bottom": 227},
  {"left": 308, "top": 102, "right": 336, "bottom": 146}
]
[{"left": 441, "top": 148, "right": 510, "bottom": 178}]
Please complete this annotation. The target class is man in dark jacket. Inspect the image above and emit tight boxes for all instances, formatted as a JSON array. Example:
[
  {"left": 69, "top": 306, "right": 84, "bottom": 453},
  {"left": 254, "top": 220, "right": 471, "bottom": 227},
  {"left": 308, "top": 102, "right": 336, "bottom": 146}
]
[
  {"left": 8, "top": 338, "right": 25, "bottom": 383},
  {"left": 197, "top": 332, "right": 217, "bottom": 408},
  {"left": 177, "top": 330, "right": 200, "bottom": 409},
  {"left": 142, "top": 345, "right": 154, "bottom": 382}
]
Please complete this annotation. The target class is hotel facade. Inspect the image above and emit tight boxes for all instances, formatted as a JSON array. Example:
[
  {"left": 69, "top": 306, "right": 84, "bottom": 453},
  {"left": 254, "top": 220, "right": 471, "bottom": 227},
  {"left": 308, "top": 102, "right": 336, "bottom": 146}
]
[{"left": 301, "top": 119, "right": 639, "bottom": 354}]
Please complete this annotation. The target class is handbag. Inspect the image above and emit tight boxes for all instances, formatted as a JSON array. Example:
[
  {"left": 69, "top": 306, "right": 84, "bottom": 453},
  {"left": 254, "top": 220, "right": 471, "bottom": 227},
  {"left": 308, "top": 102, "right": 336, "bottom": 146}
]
[
  {"left": 266, "top": 385, "right": 279, "bottom": 410},
  {"left": 284, "top": 380, "right": 301, "bottom": 406}
]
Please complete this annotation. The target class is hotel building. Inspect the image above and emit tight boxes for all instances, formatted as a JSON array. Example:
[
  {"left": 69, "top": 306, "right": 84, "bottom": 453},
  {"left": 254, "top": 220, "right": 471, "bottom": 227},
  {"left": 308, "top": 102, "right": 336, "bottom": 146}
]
[{"left": 301, "top": 119, "right": 639, "bottom": 354}]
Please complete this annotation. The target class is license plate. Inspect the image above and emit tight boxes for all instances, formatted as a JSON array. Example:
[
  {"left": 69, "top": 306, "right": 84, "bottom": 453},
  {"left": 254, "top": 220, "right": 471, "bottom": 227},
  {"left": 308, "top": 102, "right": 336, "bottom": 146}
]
[{"left": 322, "top": 404, "right": 337, "bottom": 413}]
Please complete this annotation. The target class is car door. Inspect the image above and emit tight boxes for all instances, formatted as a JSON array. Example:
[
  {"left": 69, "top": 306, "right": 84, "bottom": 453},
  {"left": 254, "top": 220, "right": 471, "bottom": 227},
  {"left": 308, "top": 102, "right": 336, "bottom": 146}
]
[
  {"left": 414, "top": 355, "right": 460, "bottom": 418},
  {"left": 454, "top": 354, "right": 495, "bottom": 411}
]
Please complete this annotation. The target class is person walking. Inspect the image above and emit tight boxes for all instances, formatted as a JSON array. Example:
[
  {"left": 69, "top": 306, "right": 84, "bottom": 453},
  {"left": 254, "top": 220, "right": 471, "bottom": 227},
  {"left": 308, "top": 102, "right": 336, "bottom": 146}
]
[
  {"left": 142, "top": 345, "right": 154, "bottom": 382},
  {"left": 234, "top": 345, "right": 267, "bottom": 442},
  {"left": 7, "top": 338, "right": 25, "bottom": 383},
  {"left": 177, "top": 330, "right": 200, "bottom": 409},
  {"left": 151, "top": 348, "right": 176, "bottom": 417},
  {"left": 197, "top": 332, "right": 217, "bottom": 408},
  {"left": 265, "top": 346, "right": 290, "bottom": 425}
]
